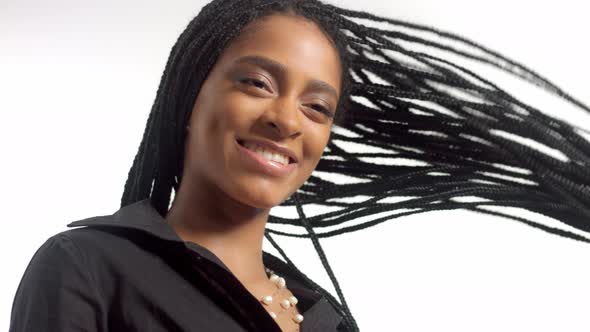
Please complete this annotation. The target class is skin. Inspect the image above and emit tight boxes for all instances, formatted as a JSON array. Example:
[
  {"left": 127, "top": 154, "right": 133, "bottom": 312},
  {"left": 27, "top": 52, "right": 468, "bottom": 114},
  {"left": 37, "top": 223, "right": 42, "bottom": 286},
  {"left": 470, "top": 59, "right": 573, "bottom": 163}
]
[{"left": 165, "top": 13, "right": 342, "bottom": 330}]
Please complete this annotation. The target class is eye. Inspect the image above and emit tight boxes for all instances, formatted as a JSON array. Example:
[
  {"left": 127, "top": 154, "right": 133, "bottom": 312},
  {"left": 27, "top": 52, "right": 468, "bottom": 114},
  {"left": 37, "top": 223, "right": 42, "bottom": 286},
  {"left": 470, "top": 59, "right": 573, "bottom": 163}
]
[
  {"left": 307, "top": 103, "right": 334, "bottom": 118},
  {"left": 240, "top": 78, "right": 269, "bottom": 91}
]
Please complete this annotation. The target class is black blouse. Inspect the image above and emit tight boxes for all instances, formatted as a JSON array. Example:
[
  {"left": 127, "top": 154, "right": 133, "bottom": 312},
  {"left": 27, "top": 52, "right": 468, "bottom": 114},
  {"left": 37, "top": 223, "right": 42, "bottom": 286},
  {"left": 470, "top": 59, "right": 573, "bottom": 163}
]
[{"left": 9, "top": 199, "right": 343, "bottom": 331}]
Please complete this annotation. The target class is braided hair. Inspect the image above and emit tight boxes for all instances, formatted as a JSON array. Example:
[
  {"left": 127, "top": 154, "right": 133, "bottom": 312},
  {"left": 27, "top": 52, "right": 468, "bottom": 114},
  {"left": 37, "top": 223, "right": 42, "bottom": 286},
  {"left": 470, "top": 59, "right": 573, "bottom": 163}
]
[{"left": 121, "top": 1, "right": 590, "bottom": 331}]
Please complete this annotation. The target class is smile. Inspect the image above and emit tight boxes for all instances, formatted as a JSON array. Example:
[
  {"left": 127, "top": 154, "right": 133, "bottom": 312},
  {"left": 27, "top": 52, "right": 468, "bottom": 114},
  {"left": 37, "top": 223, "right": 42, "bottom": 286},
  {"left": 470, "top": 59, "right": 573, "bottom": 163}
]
[
  {"left": 235, "top": 138, "right": 297, "bottom": 177},
  {"left": 241, "top": 141, "right": 290, "bottom": 165}
]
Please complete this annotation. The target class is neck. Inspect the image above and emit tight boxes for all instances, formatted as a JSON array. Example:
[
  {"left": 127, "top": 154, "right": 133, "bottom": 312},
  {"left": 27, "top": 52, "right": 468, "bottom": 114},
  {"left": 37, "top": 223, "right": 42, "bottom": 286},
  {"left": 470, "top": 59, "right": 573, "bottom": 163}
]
[{"left": 165, "top": 175, "right": 270, "bottom": 285}]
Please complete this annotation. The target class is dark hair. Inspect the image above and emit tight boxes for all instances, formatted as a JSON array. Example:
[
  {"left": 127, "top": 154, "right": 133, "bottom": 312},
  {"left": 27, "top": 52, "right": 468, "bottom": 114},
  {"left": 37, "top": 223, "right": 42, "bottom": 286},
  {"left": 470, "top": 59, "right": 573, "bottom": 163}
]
[{"left": 121, "top": 1, "right": 590, "bottom": 331}]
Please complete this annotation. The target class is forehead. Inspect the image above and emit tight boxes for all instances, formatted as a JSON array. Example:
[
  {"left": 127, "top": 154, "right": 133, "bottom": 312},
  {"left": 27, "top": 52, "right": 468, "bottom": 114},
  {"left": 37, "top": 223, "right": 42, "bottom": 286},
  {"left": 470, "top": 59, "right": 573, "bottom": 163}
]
[{"left": 216, "top": 14, "right": 342, "bottom": 93}]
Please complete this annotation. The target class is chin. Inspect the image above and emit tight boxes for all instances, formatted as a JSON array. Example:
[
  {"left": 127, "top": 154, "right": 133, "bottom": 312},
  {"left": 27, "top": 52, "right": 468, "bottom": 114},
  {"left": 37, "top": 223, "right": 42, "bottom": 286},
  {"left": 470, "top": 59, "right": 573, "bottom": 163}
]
[
  {"left": 227, "top": 178, "right": 293, "bottom": 207},
  {"left": 233, "top": 190, "right": 288, "bottom": 210},
  {"left": 246, "top": 197, "right": 284, "bottom": 210}
]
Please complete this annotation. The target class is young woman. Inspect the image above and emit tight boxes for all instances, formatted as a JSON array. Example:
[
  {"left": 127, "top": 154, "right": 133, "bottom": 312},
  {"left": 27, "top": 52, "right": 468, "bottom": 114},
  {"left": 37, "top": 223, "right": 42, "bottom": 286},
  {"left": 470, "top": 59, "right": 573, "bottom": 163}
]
[{"left": 9, "top": 0, "right": 590, "bottom": 331}]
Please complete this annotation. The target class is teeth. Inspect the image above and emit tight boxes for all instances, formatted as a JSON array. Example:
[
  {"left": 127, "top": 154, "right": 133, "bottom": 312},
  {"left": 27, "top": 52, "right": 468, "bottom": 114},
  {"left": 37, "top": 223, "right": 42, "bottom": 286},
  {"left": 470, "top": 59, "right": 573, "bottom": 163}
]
[{"left": 243, "top": 142, "right": 289, "bottom": 165}]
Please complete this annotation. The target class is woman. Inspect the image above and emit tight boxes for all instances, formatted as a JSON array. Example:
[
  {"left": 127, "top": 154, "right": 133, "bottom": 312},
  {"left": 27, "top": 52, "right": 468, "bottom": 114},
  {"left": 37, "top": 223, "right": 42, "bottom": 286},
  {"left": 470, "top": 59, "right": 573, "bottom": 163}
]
[
  {"left": 10, "top": 2, "right": 352, "bottom": 331},
  {"left": 9, "top": 0, "right": 590, "bottom": 331}
]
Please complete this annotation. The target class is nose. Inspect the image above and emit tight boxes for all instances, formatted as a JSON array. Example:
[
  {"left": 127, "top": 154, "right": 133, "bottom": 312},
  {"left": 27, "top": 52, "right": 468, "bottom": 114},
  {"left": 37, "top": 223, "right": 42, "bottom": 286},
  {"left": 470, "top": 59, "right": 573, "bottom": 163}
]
[{"left": 262, "top": 97, "right": 303, "bottom": 139}]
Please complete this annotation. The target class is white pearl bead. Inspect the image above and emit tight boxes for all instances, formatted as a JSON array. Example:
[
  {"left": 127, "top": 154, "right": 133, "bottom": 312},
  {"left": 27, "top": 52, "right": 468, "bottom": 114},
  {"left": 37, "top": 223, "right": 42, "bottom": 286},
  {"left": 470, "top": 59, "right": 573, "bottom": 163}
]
[
  {"left": 293, "top": 313, "right": 304, "bottom": 323},
  {"left": 261, "top": 295, "right": 273, "bottom": 305},
  {"left": 280, "top": 299, "right": 291, "bottom": 309},
  {"left": 288, "top": 295, "right": 298, "bottom": 305},
  {"left": 269, "top": 274, "right": 279, "bottom": 283},
  {"left": 277, "top": 277, "right": 286, "bottom": 288},
  {"left": 269, "top": 311, "right": 277, "bottom": 319}
]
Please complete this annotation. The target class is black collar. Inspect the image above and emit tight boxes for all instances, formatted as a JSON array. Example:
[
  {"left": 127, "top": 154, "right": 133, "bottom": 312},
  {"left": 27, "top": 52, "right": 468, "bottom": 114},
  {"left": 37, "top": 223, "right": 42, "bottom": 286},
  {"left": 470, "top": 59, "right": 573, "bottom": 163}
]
[
  {"left": 67, "top": 199, "right": 232, "bottom": 271},
  {"left": 66, "top": 199, "right": 343, "bottom": 330}
]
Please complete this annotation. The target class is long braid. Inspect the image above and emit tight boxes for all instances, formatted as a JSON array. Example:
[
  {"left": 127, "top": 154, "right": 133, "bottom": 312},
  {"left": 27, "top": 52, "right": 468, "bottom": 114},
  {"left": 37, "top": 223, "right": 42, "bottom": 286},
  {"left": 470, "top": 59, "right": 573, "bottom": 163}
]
[
  {"left": 121, "top": 1, "right": 590, "bottom": 330},
  {"left": 292, "top": 192, "right": 359, "bottom": 331},
  {"left": 271, "top": 5, "right": 590, "bottom": 238}
]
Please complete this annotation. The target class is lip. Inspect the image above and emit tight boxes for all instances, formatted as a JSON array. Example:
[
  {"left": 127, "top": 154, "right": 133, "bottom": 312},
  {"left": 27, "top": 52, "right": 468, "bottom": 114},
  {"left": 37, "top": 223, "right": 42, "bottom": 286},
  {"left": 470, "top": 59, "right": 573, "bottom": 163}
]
[
  {"left": 235, "top": 138, "right": 297, "bottom": 178},
  {"left": 236, "top": 137, "right": 298, "bottom": 164}
]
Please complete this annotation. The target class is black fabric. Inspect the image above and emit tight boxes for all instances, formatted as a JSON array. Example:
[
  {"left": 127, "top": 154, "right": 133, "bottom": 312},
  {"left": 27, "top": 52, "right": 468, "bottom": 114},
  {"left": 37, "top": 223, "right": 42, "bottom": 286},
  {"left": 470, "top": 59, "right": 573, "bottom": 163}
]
[{"left": 9, "top": 199, "right": 343, "bottom": 331}]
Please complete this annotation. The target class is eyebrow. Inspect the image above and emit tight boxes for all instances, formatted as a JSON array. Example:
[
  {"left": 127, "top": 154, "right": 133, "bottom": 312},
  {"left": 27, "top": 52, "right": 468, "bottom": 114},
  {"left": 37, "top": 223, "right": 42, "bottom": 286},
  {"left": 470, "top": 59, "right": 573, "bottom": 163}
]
[{"left": 233, "top": 55, "right": 339, "bottom": 100}]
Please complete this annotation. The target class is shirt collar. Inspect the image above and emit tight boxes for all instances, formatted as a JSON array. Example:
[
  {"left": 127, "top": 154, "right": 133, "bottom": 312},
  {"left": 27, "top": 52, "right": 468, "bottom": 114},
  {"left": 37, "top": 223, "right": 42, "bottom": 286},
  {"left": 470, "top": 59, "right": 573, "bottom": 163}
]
[
  {"left": 67, "top": 199, "right": 234, "bottom": 271},
  {"left": 66, "top": 199, "right": 343, "bottom": 329},
  {"left": 67, "top": 199, "right": 182, "bottom": 242}
]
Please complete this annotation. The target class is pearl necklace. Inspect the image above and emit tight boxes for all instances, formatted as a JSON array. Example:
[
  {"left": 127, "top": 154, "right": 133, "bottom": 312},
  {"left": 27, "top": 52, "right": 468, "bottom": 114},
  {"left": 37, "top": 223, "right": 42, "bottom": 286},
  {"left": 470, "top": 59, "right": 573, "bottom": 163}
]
[{"left": 260, "top": 267, "right": 304, "bottom": 331}]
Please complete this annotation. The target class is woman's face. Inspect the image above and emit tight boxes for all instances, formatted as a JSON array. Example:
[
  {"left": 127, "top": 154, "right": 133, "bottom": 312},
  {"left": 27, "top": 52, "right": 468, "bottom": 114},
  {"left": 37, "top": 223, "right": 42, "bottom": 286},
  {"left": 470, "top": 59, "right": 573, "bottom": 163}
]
[{"left": 183, "top": 14, "right": 342, "bottom": 209}]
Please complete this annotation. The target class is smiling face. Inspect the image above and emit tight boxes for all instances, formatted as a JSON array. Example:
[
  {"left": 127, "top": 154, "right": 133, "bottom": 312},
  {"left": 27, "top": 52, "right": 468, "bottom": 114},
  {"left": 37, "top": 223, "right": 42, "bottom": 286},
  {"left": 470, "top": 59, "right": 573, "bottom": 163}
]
[{"left": 182, "top": 13, "right": 342, "bottom": 209}]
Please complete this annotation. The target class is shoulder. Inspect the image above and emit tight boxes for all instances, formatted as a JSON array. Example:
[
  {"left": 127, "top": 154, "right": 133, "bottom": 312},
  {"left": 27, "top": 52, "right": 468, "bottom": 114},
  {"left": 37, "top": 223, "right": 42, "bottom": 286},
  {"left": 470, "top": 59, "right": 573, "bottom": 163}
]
[
  {"left": 24, "top": 232, "right": 86, "bottom": 273},
  {"left": 20, "top": 215, "right": 149, "bottom": 286},
  {"left": 10, "top": 230, "right": 102, "bottom": 330},
  {"left": 26, "top": 219, "right": 122, "bottom": 267},
  {"left": 18, "top": 224, "right": 115, "bottom": 285}
]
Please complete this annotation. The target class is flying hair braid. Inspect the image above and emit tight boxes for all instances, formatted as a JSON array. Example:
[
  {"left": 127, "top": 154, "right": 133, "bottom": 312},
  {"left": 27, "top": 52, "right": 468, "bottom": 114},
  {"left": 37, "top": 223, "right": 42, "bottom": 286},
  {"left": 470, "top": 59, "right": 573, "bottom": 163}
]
[{"left": 121, "top": 1, "right": 590, "bottom": 331}]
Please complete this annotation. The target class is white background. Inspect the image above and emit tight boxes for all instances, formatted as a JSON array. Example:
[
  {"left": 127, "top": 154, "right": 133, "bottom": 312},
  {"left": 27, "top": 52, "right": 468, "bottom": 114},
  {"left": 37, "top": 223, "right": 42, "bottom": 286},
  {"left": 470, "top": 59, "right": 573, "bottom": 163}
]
[{"left": 2, "top": 0, "right": 590, "bottom": 331}]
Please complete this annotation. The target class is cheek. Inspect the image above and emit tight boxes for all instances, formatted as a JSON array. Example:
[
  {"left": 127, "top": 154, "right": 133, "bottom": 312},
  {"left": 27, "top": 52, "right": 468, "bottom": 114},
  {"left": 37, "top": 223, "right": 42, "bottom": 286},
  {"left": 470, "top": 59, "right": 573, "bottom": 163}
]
[
  {"left": 303, "top": 128, "right": 331, "bottom": 166},
  {"left": 188, "top": 101, "right": 231, "bottom": 169},
  {"left": 194, "top": 93, "right": 240, "bottom": 141},
  {"left": 193, "top": 109, "right": 223, "bottom": 148},
  {"left": 224, "top": 92, "right": 265, "bottom": 123}
]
